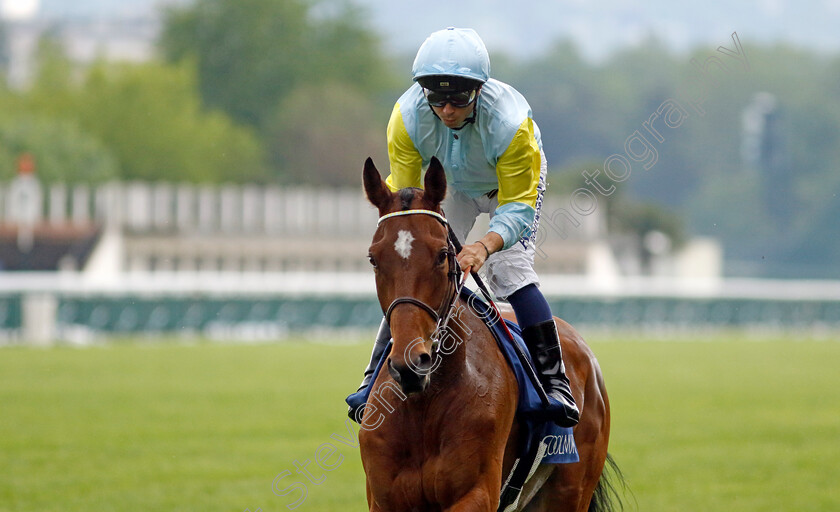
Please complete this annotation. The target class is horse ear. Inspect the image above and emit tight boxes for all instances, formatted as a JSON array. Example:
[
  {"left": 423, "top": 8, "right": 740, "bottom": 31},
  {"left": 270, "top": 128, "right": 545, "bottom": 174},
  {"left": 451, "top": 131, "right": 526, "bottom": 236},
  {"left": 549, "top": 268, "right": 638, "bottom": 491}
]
[
  {"left": 363, "top": 157, "right": 391, "bottom": 210},
  {"left": 423, "top": 157, "right": 447, "bottom": 209}
]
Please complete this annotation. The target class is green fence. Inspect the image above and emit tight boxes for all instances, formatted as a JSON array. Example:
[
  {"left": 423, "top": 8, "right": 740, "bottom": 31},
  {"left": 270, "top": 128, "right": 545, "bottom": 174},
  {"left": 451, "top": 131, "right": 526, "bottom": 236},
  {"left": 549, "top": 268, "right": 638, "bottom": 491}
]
[
  {"left": 4, "top": 292, "right": 840, "bottom": 341},
  {"left": 0, "top": 295, "right": 22, "bottom": 331},
  {"left": 54, "top": 295, "right": 385, "bottom": 334},
  {"left": 549, "top": 296, "right": 840, "bottom": 329}
]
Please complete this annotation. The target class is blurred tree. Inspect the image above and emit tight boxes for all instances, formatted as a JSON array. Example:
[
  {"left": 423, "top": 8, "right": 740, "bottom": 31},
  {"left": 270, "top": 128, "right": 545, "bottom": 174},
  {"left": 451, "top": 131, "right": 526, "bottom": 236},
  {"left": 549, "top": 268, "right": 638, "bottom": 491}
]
[
  {"left": 2, "top": 23, "right": 839, "bottom": 277},
  {"left": 75, "top": 61, "right": 266, "bottom": 182},
  {"left": 18, "top": 34, "right": 77, "bottom": 119},
  {"left": 548, "top": 161, "right": 686, "bottom": 250},
  {"left": 159, "top": 0, "right": 390, "bottom": 131},
  {"left": 610, "top": 201, "right": 685, "bottom": 249},
  {"left": 676, "top": 45, "right": 840, "bottom": 275},
  {"left": 0, "top": 21, "right": 9, "bottom": 78},
  {"left": 266, "top": 82, "right": 388, "bottom": 186},
  {"left": 514, "top": 40, "right": 622, "bottom": 170},
  {"left": 1, "top": 35, "right": 266, "bottom": 184},
  {"left": 0, "top": 39, "right": 118, "bottom": 184},
  {"left": 0, "top": 117, "right": 119, "bottom": 184},
  {"left": 31, "top": 33, "right": 75, "bottom": 93},
  {"left": 513, "top": 39, "right": 840, "bottom": 278}
]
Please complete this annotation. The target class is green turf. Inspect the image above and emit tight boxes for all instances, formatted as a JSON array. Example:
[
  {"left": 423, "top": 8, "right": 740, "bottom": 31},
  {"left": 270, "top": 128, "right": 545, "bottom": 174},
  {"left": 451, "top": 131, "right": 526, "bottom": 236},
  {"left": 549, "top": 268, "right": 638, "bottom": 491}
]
[{"left": 1, "top": 335, "right": 839, "bottom": 511}]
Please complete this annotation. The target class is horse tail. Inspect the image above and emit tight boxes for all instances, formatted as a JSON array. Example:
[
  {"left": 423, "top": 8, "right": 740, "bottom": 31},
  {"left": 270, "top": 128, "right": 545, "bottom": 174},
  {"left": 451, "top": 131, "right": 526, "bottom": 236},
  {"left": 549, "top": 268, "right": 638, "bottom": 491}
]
[{"left": 588, "top": 453, "right": 630, "bottom": 512}]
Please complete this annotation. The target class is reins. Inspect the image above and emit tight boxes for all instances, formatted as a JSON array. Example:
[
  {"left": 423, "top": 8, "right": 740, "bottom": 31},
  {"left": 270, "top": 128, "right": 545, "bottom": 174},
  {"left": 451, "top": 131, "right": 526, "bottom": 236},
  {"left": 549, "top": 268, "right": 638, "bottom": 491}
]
[
  {"left": 443, "top": 222, "right": 517, "bottom": 342},
  {"left": 377, "top": 208, "right": 549, "bottom": 407},
  {"left": 444, "top": 220, "right": 551, "bottom": 408}
]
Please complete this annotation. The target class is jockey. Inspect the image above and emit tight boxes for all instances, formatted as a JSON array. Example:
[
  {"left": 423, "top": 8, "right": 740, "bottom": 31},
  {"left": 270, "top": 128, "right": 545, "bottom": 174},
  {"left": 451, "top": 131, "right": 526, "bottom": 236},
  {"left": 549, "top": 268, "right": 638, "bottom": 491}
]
[{"left": 350, "top": 27, "right": 579, "bottom": 428}]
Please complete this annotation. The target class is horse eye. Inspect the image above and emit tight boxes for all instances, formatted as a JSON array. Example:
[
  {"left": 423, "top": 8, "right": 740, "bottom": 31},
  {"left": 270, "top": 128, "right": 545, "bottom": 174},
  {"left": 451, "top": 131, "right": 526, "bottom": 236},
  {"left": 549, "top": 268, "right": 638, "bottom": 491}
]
[
  {"left": 436, "top": 250, "right": 448, "bottom": 266},
  {"left": 368, "top": 254, "right": 377, "bottom": 268}
]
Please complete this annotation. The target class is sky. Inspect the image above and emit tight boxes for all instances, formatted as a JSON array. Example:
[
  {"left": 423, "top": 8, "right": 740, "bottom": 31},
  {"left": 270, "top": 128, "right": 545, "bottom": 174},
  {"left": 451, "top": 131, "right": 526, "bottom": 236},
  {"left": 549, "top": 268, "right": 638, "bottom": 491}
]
[
  {"left": 351, "top": 0, "right": 840, "bottom": 62},
  {"left": 4, "top": 0, "right": 840, "bottom": 62},
  {"left": 0, "top": 0, "right": 37, "bottom": 20}
]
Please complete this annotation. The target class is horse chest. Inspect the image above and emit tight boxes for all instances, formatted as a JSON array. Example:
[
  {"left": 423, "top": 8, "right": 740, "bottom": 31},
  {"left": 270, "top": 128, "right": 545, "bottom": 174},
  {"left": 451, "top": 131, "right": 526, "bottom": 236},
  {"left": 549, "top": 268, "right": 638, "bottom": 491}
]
[
  {"left": 384, "top": 448, "right": 479, "bottom": 509},
  {"left": 370, "top": 409, "right": 498, "bottom": 505}
]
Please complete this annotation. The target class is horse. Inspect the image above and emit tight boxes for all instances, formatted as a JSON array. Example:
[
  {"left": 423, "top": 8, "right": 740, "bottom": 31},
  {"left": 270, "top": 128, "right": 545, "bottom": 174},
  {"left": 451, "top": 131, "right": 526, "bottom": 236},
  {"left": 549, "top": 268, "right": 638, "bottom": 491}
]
[{"left": 357, "top": 156, "right": 621, "bottom": 511}]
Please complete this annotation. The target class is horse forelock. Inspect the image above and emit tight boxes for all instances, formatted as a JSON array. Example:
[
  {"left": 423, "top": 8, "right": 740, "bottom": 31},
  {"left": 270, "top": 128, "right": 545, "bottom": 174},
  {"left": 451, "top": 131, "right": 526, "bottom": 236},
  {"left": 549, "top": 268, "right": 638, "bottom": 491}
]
[{"left": 398, "top": 188, "right": 423, "bottom": 211}]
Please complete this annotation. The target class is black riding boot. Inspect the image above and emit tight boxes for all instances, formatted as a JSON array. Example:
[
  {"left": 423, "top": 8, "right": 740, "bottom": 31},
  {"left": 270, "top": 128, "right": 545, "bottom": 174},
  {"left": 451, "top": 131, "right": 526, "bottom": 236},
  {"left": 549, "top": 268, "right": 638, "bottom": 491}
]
[
  {"left": 521, "top": 320, "right": 580, "bottom": 428},
  {"left": 347, "top": 318, "right": 391, "bottom": 422}
]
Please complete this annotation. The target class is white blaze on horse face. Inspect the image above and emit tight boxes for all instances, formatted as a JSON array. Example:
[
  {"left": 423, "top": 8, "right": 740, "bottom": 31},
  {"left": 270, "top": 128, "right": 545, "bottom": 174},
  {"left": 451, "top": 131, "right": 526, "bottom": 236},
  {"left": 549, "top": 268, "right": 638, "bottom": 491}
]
[{"left": 394, "top": 230, "right": 415, "bottom": 260}]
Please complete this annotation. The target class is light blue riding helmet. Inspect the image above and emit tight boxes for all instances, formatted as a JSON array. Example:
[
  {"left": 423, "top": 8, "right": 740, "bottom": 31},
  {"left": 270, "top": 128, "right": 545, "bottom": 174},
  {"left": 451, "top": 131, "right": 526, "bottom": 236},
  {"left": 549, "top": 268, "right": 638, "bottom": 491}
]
[{"left": 412, "top": 27, "right": 490, "bottom": 91}]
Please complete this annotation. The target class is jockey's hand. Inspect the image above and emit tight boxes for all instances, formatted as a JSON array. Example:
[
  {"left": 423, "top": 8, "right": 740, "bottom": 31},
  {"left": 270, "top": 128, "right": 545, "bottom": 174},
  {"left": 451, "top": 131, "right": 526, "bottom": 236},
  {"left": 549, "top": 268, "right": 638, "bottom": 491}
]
[
  {"left": 456, "top": 233, "right": 503, "bottom": 274},
  {"left": 457, "top": 243, "right": 487, "bottom": 274}
]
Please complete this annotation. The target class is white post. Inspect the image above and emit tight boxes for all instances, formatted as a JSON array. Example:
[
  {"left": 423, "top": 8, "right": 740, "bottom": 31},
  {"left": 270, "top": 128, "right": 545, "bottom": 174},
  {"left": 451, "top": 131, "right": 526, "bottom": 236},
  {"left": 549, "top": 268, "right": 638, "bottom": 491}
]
[
  {"left": 219, "top": 185, "right": 241, "bottom": 233},
  {"left": 7, "top": 171, "right": 43, "bottom": 252},
  {"left": 197, "top": 185, "right": 217, "bottom": 233},
  {"left": 176, "top": 184, "right": 195, "bottom": 232},
  {"left": 242, "top": 185, "right": 263, "bottom": 233},
  {"left": 49, "top": 184, "right": 67, "bottom": 225},
  {"left": 71, "top": 185, "right": 91, "bottom": 226},
  {"left": 264, "top": 187, "right": 283, "bottom": 234},
  {"left": 126, "top": 182, "right": 152, "bottom": 231},
  {"left": 94, "top": 182, "right": 123, "bottom": 228},
  {"left": 316, "top": 189, "right": 337, "bottom": 235},
  {"left": 22, "top": 294, "right": 58, "bottom": 346},
  {"left": 153, "top": 183, "right": 174, "bottom": 230}
]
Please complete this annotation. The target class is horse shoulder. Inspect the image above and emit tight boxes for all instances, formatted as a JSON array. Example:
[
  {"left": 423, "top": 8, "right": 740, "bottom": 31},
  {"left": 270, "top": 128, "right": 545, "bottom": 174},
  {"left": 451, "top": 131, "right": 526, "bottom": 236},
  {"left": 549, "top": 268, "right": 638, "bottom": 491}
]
[{"left": 419, "top": 313, "right": 519, "bottom": 505}]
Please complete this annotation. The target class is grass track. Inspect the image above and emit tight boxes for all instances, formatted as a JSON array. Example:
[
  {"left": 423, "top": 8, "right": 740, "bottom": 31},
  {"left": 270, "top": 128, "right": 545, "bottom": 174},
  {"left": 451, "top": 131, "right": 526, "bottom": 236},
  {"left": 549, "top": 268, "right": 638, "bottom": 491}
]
[{"left": 1, "top": 335, "right": 839, "bottom": 511}]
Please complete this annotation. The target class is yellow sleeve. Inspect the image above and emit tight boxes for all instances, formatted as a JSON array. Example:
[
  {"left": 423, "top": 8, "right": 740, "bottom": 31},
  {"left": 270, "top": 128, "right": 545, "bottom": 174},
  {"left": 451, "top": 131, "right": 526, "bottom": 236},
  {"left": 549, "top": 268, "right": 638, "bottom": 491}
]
[
  {"left": 496, "top": 117, "right": 541, "bottom": 208},
  {"left": 385, "top": 102, "right": 423, "bottom": 192}
]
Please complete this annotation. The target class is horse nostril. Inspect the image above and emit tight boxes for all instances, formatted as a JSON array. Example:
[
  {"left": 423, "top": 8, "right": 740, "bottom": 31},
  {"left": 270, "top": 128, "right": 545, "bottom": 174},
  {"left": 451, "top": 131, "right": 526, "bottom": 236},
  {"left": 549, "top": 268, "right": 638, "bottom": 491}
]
[
  {"left": 387, "top": 358, "right": 402, "bottom": 383},
  {"left": 415, "top": 352, "right": 432, "bottom": 371}
]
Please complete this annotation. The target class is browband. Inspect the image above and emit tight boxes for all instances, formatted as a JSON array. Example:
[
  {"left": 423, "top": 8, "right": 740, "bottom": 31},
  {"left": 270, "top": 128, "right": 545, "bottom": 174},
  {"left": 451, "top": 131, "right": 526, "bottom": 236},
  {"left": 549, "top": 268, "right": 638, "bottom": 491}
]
[{"left": 377, "top": 209, "right": 448, "bottom": 226}]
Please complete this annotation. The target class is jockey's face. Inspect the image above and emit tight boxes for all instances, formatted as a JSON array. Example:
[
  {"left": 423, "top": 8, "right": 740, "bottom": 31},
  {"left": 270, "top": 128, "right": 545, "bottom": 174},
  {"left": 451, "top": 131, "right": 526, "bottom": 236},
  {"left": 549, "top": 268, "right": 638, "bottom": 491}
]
[{"left": 430, "top": 95, "right": 477, "bottom": 129}]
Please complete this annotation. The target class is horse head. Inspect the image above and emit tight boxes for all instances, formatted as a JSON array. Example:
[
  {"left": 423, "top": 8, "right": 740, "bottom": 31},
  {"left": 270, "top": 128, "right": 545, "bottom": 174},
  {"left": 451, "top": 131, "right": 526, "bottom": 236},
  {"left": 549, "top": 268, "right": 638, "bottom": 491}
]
[{"left": 362, "top": 156, "right": 455, "bottom": 395}]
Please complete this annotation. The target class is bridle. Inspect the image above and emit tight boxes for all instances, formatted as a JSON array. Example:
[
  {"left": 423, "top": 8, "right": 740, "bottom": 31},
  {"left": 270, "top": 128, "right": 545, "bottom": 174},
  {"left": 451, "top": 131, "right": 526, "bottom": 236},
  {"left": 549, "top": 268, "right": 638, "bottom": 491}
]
[
  {"left": 376, "top": 209, "right": 466, "bottom": 351},
  {"left": 375, "top": 207, "right": 546, "bottom": 404},
  {"left": 375, "top": 208, "right": 549, "bottom": 406}
]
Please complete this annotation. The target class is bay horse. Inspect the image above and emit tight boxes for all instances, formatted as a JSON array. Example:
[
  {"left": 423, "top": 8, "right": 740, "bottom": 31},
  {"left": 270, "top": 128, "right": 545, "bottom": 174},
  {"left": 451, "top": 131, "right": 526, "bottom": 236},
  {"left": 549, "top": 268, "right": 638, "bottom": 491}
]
[{"left": 358, "top": 156, "right": 620, "bottom": 511}]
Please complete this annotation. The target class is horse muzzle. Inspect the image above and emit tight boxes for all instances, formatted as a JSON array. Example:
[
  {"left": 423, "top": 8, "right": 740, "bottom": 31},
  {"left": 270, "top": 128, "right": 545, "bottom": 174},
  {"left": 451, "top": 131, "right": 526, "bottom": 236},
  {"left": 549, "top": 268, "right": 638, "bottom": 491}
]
[{"left": 387, "top": 353, "right": 432, "bottom": 395}]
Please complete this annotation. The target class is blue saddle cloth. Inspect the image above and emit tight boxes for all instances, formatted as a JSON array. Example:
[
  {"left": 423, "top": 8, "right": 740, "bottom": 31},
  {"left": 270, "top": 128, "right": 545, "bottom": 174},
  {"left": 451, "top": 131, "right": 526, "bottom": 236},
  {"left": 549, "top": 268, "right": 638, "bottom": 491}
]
[{"left": 346, "top": 287, "right": 578, "bottom": 464}]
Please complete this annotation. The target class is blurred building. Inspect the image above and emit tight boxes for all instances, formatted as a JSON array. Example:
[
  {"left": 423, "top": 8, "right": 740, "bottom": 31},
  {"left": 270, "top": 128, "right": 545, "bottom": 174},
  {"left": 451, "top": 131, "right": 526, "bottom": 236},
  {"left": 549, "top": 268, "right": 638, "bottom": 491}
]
[
  {"left": 1, "top": 0, "right": 161, "bottom": 88},
  {"left": 0, "top": 174, "right": 721, "bottom": 284},
  {"left": 12, "top": 175, "right": 840, "bottom": 346}
]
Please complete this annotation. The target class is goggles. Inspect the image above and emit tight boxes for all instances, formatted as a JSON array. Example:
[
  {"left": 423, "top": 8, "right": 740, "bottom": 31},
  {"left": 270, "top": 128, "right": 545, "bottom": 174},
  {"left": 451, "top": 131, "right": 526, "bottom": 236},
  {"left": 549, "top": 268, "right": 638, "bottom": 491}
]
[{"left": 423, "top": 88, "right": 478, "bottom": 108}]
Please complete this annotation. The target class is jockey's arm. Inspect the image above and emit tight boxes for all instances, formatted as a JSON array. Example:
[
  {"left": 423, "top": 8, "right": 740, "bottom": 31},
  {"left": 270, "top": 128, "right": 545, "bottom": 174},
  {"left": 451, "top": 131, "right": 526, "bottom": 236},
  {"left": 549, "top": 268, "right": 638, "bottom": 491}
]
[
  {"left": 460, "top": 118, "right": 541, "bottom": 273},
  {"left": 487, "top": 117, "right": 541, "bottom": 250},
  {"left": 385, "top": 103, "right": 423, "bottom": 191}
]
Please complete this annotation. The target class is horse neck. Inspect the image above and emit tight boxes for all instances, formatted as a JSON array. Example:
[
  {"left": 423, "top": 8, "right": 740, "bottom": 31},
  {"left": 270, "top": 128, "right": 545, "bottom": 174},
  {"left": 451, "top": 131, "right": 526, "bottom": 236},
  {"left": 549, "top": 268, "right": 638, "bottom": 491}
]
[
  {"left": 427, "top": 297, "right": 494, "bottom": 393},
  {"left": 385, "top": 298, "right": 514, "bottom": 452}
]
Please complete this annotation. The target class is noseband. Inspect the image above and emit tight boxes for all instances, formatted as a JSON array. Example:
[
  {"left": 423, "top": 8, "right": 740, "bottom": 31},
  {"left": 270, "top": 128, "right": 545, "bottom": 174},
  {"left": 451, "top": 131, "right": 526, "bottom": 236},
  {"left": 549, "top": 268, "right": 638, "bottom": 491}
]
[{"left": 377, "top": 209, "right": 463, "bottom": 341}]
